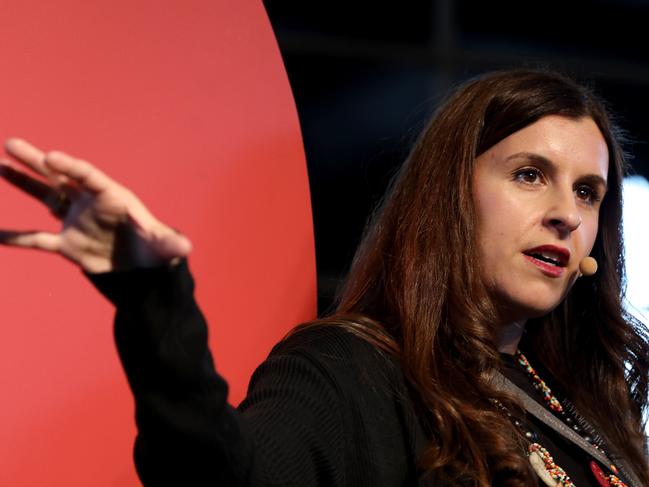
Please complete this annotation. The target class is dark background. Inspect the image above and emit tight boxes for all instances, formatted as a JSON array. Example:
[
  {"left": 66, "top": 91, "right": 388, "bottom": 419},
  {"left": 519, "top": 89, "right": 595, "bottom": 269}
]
[{"left": 263, "top": 1, "right": 649, "bottom": 314}]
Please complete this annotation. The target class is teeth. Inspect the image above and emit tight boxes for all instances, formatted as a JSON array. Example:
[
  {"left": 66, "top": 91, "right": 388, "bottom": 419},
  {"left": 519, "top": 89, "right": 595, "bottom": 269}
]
[
  {"left": 540, "top": 251, "right": 560, "bottom": 262},
  {"left": 532, "top": 253, "right": 559, "bottom": 266}
]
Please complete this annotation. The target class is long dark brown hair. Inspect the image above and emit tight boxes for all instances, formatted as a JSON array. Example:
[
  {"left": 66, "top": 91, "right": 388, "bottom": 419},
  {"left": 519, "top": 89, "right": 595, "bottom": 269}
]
[{"left": 301, "top": 70, "right": 649, "bottom": 485}]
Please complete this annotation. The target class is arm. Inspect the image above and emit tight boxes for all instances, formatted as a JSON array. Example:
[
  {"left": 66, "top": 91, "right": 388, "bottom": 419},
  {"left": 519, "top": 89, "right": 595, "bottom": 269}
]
[
  {"left": 89, "top": 261, "right": 253, "bottom": 485},
  {"left": 0, "top": 139, "right": 352, "bottom": 486},
  {"left": 90, "top": 262, "right": 351, "bottom": 486}
]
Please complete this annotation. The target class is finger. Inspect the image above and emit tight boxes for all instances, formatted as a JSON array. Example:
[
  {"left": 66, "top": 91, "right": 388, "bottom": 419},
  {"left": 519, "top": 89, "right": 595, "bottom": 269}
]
[
  {"left": 153, "top": 231, "right": 193, "bottom": 260},
  {"left": 0, "top": 161, "right": 73, "bottom": 219},
  {"left": 128, "top": 213, "right": 193, "bottom": 260},
  {"left": 0, "top": 230, "right": 61, "bottom": 252},
  {"left": 43, "top": 151, "right": 116, "bottom": 194},
  {"left": 0, "top": 161, "right": 53, "bottom": 204},
  {"left": 4, "top": 138, "right": 50, "bottom": 178}
]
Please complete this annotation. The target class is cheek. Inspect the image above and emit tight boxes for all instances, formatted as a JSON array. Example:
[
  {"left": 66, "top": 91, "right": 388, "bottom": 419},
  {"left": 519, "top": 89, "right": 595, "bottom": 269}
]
[
  {"left": 474, "top": 191, "right": 526, "bottom": 243},
  {"left": 579, "top": 216, "right": 600, "bottom": 256},
  {"left": 474, "top": 209, "right": 514, "bottom": 278},
  {"left": 584, "top": 226, "right": 599, "bottom": 257}
]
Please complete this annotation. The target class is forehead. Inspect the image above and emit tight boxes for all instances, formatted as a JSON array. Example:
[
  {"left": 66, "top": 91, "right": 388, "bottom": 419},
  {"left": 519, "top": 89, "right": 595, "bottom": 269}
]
[{"left": 484, "top": 115, "right": 609, "bottom": 179}]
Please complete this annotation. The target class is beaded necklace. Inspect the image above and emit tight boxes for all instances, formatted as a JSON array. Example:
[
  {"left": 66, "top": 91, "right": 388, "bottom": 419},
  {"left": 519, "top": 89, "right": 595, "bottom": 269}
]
[{"left": 515, "top": 351, "right": 628, "bottom": 487}]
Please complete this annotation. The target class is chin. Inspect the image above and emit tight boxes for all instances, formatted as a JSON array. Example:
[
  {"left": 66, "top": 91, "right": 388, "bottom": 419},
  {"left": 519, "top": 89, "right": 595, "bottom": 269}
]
[{"left": 494, "top": 290, "right": 564, "bottom": 322}]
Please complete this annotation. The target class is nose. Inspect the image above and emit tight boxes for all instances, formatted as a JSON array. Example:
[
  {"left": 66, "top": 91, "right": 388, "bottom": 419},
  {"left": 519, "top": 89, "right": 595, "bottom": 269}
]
[{"left": 543, "top": 190, "right": 582, "bottom": 235}]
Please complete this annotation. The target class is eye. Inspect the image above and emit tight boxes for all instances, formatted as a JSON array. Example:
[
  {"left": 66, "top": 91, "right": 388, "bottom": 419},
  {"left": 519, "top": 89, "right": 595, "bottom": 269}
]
[
  {"left": 575, "top": 183, "right": 602, "bottom": 204},
  {"left": 513, "top": 167, "right": 544, "bottom": 184}
]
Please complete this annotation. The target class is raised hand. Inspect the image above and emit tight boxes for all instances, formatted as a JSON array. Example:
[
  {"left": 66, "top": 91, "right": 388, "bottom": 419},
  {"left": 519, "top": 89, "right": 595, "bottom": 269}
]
[{"left": 0, "top": 138, "right": 192, "bottom": 273}]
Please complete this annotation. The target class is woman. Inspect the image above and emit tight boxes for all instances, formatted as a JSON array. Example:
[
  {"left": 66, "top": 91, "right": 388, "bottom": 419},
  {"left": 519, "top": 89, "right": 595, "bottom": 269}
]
[{"left": 0, "top": 70, "right": 647, "bottom": 486}]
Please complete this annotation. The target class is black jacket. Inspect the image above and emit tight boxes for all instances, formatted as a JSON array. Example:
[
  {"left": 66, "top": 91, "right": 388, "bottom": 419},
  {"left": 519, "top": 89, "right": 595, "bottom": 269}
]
[{"left": 89, "top": 260, "right": 619, "bottom": 486}]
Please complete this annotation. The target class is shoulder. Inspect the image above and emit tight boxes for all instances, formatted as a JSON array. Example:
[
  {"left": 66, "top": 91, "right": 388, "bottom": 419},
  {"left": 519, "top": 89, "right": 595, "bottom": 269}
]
[
  {"left": 272, "top": 324, "right": 397, "bottom": 377},
  {"left": 272, "top": 324, "right": 382, "bottom": 358},
  {"left": 250, "top": 324, "right": 404, "bottom": 401},
  {"left": 276, "top": 324, "right": 410, "bottom": 412},
  {"left": 241, "top": 323, "right": 426, "bottom": 485}
]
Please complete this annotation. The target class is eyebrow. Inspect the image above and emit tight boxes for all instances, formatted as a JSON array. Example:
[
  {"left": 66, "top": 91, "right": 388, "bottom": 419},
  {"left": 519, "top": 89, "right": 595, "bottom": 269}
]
[{"left": 505, "top": 151, "right": 608, "bottom": 191}]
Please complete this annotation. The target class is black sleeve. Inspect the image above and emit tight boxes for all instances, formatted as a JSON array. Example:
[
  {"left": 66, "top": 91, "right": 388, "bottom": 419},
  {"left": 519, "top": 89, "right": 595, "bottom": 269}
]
[{"left": 87, "top": 260, "right": 351, "bottom": 487}]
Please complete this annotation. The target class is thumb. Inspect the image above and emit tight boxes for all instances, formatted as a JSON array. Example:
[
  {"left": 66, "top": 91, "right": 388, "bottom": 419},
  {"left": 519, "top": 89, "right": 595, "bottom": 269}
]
[
  {"left": 150, "top": 229, "right": 193, "bottom": 261},
  {"left": 126, "top": 209, "right": 192, "bottom": 258}
]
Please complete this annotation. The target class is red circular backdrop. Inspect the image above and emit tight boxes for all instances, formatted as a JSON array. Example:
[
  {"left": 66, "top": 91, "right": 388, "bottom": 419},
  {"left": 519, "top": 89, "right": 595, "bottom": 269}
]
[{"left": 0, "top": 1, "right": 315, "bottom": 484}]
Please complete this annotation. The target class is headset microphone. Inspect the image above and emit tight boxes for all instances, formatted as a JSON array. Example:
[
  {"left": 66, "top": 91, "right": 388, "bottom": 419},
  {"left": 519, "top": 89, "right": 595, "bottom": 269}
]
[{"left": 579, "top": 256, "right": 598, "bottom": 276}]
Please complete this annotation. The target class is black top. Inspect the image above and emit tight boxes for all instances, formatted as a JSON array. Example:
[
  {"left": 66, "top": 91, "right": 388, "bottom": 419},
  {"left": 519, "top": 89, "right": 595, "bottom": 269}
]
[{"left": 88, "top": 260, "right": 617, "bottom": 486}]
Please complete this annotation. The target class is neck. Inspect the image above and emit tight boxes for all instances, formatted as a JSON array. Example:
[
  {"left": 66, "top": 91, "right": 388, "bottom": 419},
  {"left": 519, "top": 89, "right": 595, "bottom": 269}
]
[{"left": 497, "top": 320, "right": 526, "bottom": 355}]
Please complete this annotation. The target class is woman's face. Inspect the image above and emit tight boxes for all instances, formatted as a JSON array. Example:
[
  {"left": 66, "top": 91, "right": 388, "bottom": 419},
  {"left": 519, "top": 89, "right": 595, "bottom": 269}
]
[{"left": 472, "top": 115, "right": 609, "bottom": 322}]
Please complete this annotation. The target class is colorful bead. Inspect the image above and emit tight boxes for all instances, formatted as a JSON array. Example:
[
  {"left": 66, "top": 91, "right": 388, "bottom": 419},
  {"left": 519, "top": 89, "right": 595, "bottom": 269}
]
[
  {"left": 516, "top": 352, "right": 563, "bottom": 413},
  {"left": 517, "top": 352, "right": 629, "bottom": 487},
  {"left": 528, "top": 443, "right": 575, "bottom": 486}
]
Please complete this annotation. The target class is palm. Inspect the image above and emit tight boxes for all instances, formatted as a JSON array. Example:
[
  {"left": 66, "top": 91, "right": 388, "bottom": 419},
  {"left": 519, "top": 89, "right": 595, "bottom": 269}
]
[{"left": 0, "top": 139, "right": 191, "bottom": 273}]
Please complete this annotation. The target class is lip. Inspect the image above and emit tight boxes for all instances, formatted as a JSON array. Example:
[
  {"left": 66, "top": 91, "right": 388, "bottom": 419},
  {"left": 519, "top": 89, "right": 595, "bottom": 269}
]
[{"left": 522, "top": 244, "right": 571, "bottom": 278}]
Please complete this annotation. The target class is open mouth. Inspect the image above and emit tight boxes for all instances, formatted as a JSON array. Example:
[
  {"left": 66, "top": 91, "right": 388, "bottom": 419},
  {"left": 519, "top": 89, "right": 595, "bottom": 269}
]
[
  {"left": 522, "top": 246, "right": 570, "bottom": 268},
  {"left": 523, "top": 252, "right": 564, "bottom": 267}
]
